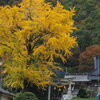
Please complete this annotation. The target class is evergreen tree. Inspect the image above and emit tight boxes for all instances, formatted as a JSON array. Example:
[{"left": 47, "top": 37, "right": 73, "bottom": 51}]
[{"left": 0, "top": 0, "right": 21, "bottom": 5}]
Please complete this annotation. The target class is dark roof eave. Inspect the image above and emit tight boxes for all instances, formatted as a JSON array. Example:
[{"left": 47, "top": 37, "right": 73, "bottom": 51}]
[{"left": 0, "top": 88, "right": 15, "bottom": 96}]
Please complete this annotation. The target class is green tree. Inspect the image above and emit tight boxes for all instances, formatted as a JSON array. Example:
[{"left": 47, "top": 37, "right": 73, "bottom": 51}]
[{"left": 0, "top": 0, "right": 21, "bottom": 5}]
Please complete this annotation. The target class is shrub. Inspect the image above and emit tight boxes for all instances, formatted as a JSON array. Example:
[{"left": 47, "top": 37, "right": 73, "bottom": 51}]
[
  {"left": 14, "top": 92, "right": 38, "bottom": 100},
  {"left": 77, "top": 88, "right": 88, "bottom": 98}
]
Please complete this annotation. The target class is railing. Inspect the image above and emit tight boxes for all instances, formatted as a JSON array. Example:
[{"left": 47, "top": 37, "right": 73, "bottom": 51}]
[{"left": 65, "top": 73, "right": 89, "bottom": 75}]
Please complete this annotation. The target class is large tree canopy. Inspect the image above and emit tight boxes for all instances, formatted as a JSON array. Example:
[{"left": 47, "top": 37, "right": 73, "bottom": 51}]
[{"left": 0, "top": 0, "right": 77, "bottom": 89}]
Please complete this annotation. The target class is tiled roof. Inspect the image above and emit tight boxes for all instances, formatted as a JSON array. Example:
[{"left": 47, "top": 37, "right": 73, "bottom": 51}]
[
  {"left": 88, "top": 55, "right": 100, "bottom": 80},
  {"left": 0, "top": 87, "right": 14, "bottom": 96},
  {"left": 63, "top": 75, "right": 90, "bottom": 82},
  {"left": 91, "top": 55, "right": 100, "bottom": 75}
]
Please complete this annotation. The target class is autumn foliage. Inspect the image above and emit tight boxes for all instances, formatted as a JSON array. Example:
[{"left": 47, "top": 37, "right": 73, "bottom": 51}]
[
  {"left": 0, "top": 0, "right": 77, "bottom": 89},
  {"left": 79, "top": 45, "right": 100, "bottom": 72}
]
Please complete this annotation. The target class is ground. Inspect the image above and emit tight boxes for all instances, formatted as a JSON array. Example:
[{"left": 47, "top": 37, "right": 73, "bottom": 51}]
[{"left": 72, "top": 97, "right": 97, "bottom": 100}]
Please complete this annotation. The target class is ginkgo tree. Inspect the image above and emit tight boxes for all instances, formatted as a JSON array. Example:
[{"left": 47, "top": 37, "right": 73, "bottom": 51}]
[{"left": 0, "top": 0, "right": 77, "bottom": 89}]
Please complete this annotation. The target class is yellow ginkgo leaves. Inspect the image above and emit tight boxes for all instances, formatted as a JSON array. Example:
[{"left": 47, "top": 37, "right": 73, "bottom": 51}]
[{"left": 0, "top": 0, "right": 77, "bottom": 89}]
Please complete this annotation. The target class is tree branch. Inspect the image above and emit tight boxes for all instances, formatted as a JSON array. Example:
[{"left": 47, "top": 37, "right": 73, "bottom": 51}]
[{"left": 0, "top": 43, "right": 13, "bottom": 50}]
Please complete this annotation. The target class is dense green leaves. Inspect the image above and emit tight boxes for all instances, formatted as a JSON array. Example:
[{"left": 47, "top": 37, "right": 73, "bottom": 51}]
[
  {"left": 0, "top": 0, "right": 14, "bottom": 5},
  {"left": 15, "top": 92, "right": 38, "bottom": 100},
  {"left": 62, "top": 0, "right": 100, "bottom": 51},
  {"left": 0, "top": 0, "right": 21, "bottom": 5}
]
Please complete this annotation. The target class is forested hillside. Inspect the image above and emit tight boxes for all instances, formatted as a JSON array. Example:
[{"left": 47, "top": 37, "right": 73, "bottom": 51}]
[
  {"left": 61, "top": 0, "right": 100, "bottom": 51},
  {"left": 61, "top": 0, "right": 100, "bottom": 72},
  {"left": 0, "top": 0, "right": 20, "bottom": 5}
]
